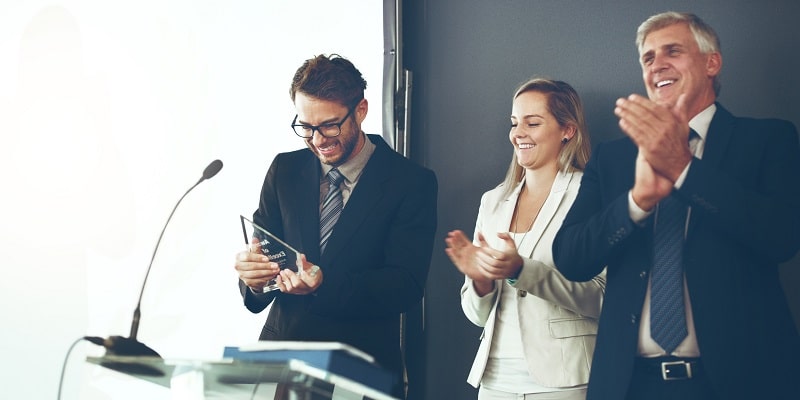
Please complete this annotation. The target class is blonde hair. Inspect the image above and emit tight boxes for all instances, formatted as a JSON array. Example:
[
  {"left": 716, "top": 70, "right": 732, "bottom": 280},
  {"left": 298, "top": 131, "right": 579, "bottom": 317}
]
[{"left": 499, "top": 78, "right": 591, "bottom": 200}]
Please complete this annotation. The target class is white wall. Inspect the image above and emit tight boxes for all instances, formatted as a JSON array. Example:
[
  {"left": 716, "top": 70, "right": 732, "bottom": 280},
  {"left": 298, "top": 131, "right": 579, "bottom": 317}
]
[{"left": 0, "top": 1, "right": 382, "bottom": 398}]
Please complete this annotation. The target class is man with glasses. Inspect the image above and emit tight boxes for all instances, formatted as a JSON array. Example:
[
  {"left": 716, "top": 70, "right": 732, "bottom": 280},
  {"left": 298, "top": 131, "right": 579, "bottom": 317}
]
[{"left": 234, "top": 54, "right": 438, "bottom": 399}]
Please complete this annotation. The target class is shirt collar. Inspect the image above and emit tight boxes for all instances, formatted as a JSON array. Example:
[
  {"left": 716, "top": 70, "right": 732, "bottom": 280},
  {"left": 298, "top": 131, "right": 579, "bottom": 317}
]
[
  {"left": 320, "top": 133, "right": 375, "bottom": 183},
  {"left": 689, "top": 103, "right": 716, "bottom": 141}
]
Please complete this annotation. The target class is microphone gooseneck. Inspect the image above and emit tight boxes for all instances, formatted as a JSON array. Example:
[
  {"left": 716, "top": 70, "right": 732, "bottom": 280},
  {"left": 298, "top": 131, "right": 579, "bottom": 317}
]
[{"left": 87, "top": 159, "right": 223, "bottom": 364}]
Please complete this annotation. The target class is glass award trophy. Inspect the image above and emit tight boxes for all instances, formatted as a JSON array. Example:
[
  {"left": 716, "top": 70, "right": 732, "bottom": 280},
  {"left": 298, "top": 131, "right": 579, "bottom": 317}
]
[{"left": 240, "top": 215, "right": 301, "bottom": 292}]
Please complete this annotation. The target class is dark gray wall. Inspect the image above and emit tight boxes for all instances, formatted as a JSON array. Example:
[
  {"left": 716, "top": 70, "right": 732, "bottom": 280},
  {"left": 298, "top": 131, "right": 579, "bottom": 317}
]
[{"left": 402, "top": 1, "right": 800, "bottom": 399}]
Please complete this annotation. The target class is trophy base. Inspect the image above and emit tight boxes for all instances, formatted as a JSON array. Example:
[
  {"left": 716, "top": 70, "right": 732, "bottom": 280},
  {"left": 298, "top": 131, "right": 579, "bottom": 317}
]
[{"left": 262, "top": 281, "right": 281, "bottom": 293}]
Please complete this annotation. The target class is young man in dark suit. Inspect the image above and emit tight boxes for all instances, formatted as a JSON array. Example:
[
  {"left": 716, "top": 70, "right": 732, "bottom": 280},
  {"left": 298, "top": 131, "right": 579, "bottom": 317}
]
[
  {"left": 553, "top": 11, "right": 800, "bottom": 400},
  {"left": 234, "top": 54, "right": 438, "bottom": 399}
]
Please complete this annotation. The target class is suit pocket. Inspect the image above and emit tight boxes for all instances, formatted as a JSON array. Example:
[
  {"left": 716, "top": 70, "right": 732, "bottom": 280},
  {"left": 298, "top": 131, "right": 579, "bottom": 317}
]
[{"left": 548, "top": 317, "right": 597, "bottom": 338}]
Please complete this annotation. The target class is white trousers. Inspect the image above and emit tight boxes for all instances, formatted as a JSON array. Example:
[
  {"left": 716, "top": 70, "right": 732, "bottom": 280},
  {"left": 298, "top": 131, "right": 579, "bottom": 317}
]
[{"left": 478, "top": 386, "right": 586, "bottom": 400}]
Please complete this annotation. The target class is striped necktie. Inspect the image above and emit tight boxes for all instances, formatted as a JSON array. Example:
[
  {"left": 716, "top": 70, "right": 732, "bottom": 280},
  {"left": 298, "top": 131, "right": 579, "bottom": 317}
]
[{"left": 319, "top": 168, "right": 344, "bottom": 254}]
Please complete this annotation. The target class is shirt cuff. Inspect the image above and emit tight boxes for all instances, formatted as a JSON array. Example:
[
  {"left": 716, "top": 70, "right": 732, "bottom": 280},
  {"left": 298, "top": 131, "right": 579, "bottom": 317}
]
[
  {"left": 628, "top": 190, "right": 653, "bottom": 225},
  {"left": 249, "top": 286, "right": 267, "bottom": 296}
]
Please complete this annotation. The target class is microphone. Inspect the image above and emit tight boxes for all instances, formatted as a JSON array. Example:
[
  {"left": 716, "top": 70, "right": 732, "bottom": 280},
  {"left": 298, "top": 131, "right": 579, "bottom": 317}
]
[
  {"left": 201, "top": 159, "right": 223, "bottom": 182},
  {"left": 86, "top": 159, "right": 223, "bottom": 374}
]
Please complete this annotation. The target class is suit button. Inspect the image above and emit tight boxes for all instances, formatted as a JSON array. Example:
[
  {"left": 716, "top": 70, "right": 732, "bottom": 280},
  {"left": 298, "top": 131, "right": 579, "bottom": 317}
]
[
  {"left": 639, "top": 271, "right": 647, "bottom": 279},
  {"left": 631, "top": 314, "right": 638, "bottom": 324},
  {"left": 518, "top": 290, "right": 527, "bottom": 297}
]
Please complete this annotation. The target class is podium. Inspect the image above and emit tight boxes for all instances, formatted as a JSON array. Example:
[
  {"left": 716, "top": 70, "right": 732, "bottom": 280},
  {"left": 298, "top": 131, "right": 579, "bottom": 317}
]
[{"left": 86, "top": 355, "right": 400, "bottom": 400}]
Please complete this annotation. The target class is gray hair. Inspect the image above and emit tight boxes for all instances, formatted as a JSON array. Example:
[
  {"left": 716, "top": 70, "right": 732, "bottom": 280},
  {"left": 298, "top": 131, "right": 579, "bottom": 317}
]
[{"left": 636, "top": 11, "right": 722, "bottom": 95}]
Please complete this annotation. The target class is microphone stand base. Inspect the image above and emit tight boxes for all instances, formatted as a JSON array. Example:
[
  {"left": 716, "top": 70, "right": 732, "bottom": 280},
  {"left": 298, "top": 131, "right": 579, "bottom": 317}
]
[{"left": 95, "top": 336, "right": 165, "bottom": 377}]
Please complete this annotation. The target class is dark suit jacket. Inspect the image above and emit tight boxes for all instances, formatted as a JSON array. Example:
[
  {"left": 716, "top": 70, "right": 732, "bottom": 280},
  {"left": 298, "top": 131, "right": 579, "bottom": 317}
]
[
  {"left": 553, "top": 104, "right": 800, "bottom": 400},
  {"left": 238, "top": 134, "right": 437, "bottom": 388}
]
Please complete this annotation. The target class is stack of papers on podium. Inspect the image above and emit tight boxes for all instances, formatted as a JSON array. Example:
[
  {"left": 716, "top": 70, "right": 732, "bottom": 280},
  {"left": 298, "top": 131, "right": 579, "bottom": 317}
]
[{"left": 222, "top": 341, "right": 395, "bottom": 394}]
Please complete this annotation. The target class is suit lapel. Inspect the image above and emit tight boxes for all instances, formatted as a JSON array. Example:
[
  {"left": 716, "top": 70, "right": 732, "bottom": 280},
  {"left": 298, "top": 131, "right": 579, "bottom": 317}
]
[
  {"left": 295, "top": 154, "right": 322, "bottom": 262},
  {"left": 516, "top": 170, "right": 573, "bottom": 256},
  {"left": 700, "top": 104, "right": 735, "bottom": 169},
  {"left": 320, "top": 137, "right": 391, "bottom": 263},
  {"left": 686, "top": 104, "right": 735, "bottom": 237},
  {"left": 490, "top": 183, "right": 521, "bottom": 246}
]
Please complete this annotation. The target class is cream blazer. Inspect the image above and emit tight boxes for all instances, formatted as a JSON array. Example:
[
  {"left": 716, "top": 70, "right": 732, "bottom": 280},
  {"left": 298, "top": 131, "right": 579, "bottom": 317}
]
[{"left": 461, "top": 170, "right": 606, "bottom": 388}]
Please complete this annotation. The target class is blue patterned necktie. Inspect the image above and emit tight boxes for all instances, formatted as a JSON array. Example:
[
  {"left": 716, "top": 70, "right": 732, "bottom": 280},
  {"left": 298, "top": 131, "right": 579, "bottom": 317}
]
[
  {"left": 650, "top": 130, "right": 699, "bottom": 354},
  {"left": 650, "top": 195, "right": 688, "bottom": 353},
  {"left": 319, "top": 168, "right": 344, "bottom": 254}
]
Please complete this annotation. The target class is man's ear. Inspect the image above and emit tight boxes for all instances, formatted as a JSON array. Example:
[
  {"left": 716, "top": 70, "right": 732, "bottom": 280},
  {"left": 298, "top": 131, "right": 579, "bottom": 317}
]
[
  {"left": 355, "top": 98, "right": 368, "bottom": 124},
  {"left": 706, "top": 52, "right": 722, "bottom": 77}
]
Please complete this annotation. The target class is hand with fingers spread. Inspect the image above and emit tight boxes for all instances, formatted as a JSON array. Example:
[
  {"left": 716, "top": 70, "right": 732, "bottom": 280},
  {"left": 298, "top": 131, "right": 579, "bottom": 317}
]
[
  {"left": 275, "top": 253, "right": 323, "bottom": 295},
  {"left": 445, "top": 229, "right": 494, "bottom": 295}
]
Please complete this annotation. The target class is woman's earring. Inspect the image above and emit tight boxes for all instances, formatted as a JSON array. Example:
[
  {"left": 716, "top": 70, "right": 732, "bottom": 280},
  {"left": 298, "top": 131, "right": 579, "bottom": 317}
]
[{"left": 561, "top": 137, "right": 569, "bottom": 145}]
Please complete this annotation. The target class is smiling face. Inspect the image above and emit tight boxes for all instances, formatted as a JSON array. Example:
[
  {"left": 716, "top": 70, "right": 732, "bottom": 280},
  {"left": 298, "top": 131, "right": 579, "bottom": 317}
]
[
  {"left": 509, "top": 91, "right": 573, "bottom": 171},
  {"left": 639, "top": 22, "right": 721, "bottom": 116},
  {"left": 295, "top": 92, "right": 366, "bottom": 166}
]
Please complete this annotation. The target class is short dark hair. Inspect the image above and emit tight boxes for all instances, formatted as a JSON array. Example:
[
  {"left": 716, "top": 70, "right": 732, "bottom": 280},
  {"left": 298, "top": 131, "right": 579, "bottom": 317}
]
[{"left": 289, "top": 54, "right": 367, "bottom": 109}]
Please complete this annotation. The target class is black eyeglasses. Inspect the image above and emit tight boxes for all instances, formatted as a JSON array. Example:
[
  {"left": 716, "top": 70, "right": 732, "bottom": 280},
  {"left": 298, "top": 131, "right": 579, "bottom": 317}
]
[{"left": 291, "top": 107, "right": 355, "bottom": 138}]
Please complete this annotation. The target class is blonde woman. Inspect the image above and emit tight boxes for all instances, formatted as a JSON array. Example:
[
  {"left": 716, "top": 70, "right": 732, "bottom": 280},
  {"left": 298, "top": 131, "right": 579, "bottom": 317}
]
[{"left": 446, "top": 78, "right": 605, "bottom": 400}]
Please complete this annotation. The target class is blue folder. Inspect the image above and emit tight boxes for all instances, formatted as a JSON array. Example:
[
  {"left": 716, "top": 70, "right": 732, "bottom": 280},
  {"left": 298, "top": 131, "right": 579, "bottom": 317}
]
[{"left": 222, "top": 341, "right": 395, "bottom": 394}]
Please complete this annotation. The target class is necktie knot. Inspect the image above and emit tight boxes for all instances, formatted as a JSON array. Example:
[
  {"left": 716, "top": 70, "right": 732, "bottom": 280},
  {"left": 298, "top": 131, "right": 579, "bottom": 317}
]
[
  {"left": 327, "top": 168, "right": 344, "bottom": 186},
  {"left": 688, "top": 128, "right": 701, "bottom": 153}
]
